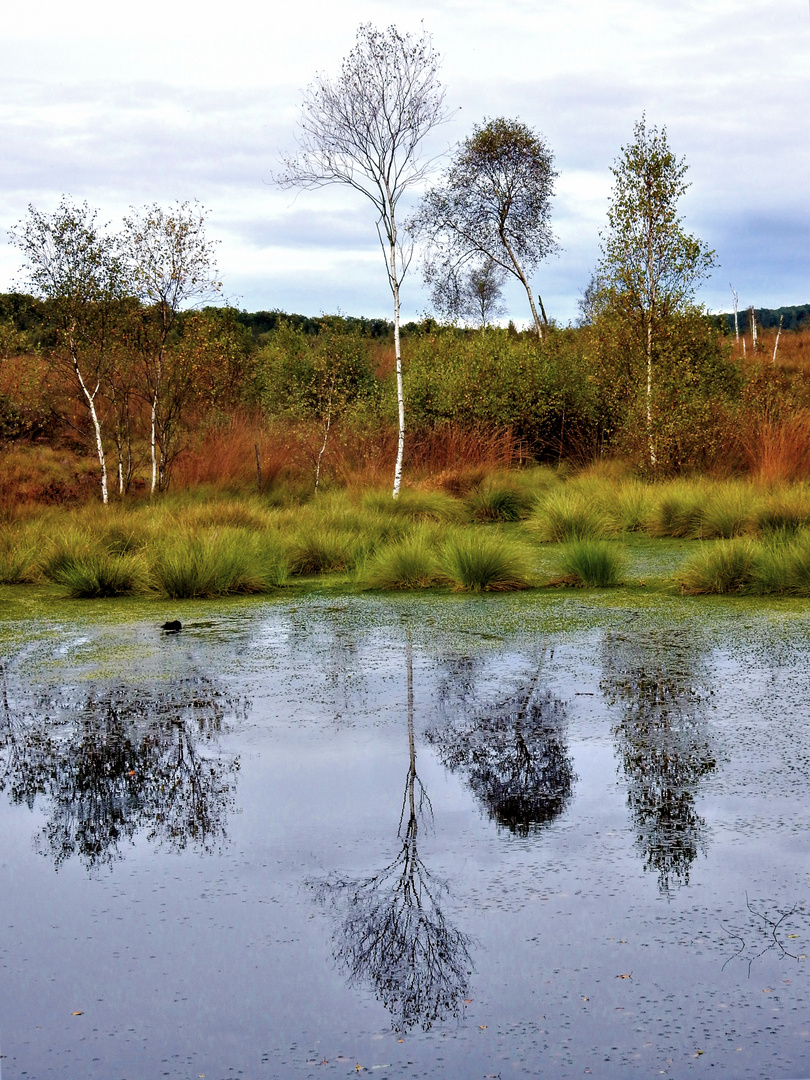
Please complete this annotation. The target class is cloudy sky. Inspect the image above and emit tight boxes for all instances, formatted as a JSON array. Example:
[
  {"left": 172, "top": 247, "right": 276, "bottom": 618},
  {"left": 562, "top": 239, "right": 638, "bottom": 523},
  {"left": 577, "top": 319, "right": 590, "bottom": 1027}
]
[{"left": 1, "top": 0, "right": 807, "bottom": 326}]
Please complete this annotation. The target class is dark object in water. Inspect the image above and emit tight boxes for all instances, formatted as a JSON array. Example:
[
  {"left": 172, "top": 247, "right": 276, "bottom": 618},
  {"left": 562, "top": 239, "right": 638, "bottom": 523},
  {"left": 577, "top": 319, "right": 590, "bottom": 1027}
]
[{"left": 161, "top": 620, "right": 182, "bottom": 633}]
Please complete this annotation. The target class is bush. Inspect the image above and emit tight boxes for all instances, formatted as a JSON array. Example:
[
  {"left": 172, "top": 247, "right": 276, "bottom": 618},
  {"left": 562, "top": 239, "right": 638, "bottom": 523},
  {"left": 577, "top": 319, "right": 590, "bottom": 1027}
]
[
  {"left": 553, "top": 539, "right": 626, "bottom": 587},
  {"left": 646, "top": 485, "right": 707, "bottom": 538},
  {"left": 363, "top": 489, "right": 467, "bottom": 523},
  {"left": 287, "top": 528, "right": 365, "bottom": 575},
  {"left": 440, "top": 532, "right": 534, "bottom": 591}
]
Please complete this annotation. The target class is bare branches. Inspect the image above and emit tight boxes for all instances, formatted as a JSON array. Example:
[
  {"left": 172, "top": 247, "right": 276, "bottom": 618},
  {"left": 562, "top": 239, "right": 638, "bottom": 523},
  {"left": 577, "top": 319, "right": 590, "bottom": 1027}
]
[{"left": 277, "top": 23, "right": 449, "bottom": 497}]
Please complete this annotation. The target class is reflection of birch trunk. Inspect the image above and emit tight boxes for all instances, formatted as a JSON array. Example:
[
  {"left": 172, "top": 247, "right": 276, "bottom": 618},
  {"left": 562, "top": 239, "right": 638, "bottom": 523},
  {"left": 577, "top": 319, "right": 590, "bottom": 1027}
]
[{"left": 313, "top": 636, "right": 472, "bottom": 1031}]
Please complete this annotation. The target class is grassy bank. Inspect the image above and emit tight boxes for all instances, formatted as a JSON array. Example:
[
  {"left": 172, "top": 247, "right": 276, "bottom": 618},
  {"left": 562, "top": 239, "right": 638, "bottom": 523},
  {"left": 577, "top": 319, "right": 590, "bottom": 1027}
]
[{"left": 3, "top": 468, "right": 810, "bottom": 600}]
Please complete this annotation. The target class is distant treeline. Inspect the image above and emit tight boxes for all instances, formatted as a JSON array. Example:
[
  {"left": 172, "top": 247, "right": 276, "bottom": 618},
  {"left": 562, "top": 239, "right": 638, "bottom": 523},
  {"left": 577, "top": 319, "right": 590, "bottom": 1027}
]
[{"left": 719, "top": 303, "right": 810, "bottom": 334}]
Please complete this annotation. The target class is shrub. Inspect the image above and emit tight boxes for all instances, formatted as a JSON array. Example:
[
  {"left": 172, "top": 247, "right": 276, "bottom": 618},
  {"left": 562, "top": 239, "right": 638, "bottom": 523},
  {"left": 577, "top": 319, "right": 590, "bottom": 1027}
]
[
  {"left": 679, "top": 539, "right": 759, "bottom": 595},
  {"left": 287, "top": 528, "right": 365, "bottom": 575},
  {"left": 528, "top": 489, "right": 610, "bottom": 542},
  {"left": 553, "top": 539, "right": 626, "bottom": 588},
  {"left": 440, "top": 532, "right": 534, "bottom": 591}
]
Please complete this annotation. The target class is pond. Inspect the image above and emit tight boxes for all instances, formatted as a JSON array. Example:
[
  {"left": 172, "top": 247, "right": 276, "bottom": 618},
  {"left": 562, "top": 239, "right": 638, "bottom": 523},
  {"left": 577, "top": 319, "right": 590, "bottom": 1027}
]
[{"left": 1, "top": 588, "right": 810, "bottom": 1079}]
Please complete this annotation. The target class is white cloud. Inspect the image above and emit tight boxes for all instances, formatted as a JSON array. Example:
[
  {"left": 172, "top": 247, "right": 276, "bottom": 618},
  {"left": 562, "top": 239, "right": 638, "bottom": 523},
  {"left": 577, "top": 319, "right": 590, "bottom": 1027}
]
[{"left": 1, "top": 0, "right": 808, "bottom": 321}]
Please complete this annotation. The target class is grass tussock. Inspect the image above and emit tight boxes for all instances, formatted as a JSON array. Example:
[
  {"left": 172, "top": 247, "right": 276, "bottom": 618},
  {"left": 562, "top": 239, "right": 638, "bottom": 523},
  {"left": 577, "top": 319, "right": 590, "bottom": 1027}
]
[
  {"left": 466, "top": 484, "right": 530, "bottom": 523},
  {"left": 552, "top": 540, "right": 626, "bottom": 588},
  {"left": 440, "top": 532, "right": 535, "bottom": 592},
  {"left": 528, "top": 489, "right": 610, "bottom": 542},
  {"left": 362, "top": 528, "right": 443, "bottom": 589},
  {"left": 51, "top": 552, "right": 147, "bottom": 598},
  {"left": 679, "top": 539, "right": 760, "bottom": 595},
  {"left": 151, "top": 531, "right": 287, "bottom": 598},
  {"left": 363, "top": 489, "right": 468, "bottom": 524}
]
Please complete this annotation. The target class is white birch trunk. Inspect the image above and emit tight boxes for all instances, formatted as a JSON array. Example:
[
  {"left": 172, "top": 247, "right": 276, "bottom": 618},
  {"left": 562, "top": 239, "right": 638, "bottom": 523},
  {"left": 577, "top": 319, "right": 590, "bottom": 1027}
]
[
  {"left": 70, "top": 336, "right": 108, "bottom": 505},
  {"left": 772, "top": 314, "right": 783, "bottom": 363},
  {"left": 150, "top": 391, "right": 158, "bottom": 495},
  {"left": 392, "top": 240, "right": 405, "bottom": 500}
]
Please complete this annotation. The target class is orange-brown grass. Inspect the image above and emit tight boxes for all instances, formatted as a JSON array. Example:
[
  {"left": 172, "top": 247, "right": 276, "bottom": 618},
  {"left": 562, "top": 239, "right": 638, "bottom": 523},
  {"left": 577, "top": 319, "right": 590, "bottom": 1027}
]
[
  {"left": 0, "top": 444, "right": 99, "bottom": 519},
  {"left": 172, "top": 414, "right": 299, "bottom": 491},
  {"left": 738, "top": 411, "right": 810, "bottom": 483}
]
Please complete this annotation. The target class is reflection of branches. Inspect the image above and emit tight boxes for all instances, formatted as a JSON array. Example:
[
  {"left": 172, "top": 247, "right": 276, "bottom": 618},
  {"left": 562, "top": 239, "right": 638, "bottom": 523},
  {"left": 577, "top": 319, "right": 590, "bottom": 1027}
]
[
  {"left": 428, "top": 660, "right": 575, "bottom": 835},
  {"left": 720, "top": 894, "right": 807, "bottom": 976},
  {"left": 0, "top": 666, "right": 243, "bottom": 871},
  {"left": 602, "top": 631, "right": 716, "bottom": 894},
  {"left": 314, "top": 641, "right": 472, "bottom": 1031}
]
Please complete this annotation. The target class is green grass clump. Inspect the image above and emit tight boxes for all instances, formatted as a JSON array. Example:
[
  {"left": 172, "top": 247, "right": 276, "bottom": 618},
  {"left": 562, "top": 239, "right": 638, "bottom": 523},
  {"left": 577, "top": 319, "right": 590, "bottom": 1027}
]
[
  {"left": 287, "top": 528, "right": 365, "bottom": 575},
  {"left": 699, "top": 486, "right": 753, "bottom": 539},
  {"left": 752, "top": 493, "right": 810, "bottom": 536},
  {"left": 363, "top": 489, "right": 467, "bottom": 523},
  {"left": 51, "top": 553, "right": 147, "bottom": 598},
  {"left": 0, "top": 526, "right": 41, "bottom": 583},
  {"left": 528, "top": 489, "right": 610, "bottom": 542},
  {"left": 679, "top": 539, "right": 760, "bottom": 595},
  {"left": 440, "top": 532, "right": 534, "bottom": 592},
  {"left": 601, "top": 482, "right": 653, "bottom": 534},
  {"left": 362, "top": 530, "right": 441, "bottom": 590},
  {"left": 151, "top": 531, "right": 286, "bottom": 598},
  {"left": 646, "top": 485, "right": 707, "bottom": 538},
  {"left": 466, "top": 485, "right": 530, "bottom": 523},
  {"left": 553, "top": 539, "right": 626, "bottom": 588}
]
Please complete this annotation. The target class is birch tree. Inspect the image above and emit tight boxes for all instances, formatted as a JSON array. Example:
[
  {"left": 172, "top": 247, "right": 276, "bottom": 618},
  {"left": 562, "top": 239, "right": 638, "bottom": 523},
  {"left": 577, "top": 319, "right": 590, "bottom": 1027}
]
[
  {"left": 277, "top": 23, "right": 449, "bottom": 498},
  {"left": 10, "top": 200, "right": 125, "bottom": 504},
  {"left": 121, "top": 203, "right": 220, "bottom": 493},
  {"left": 411, "top": 118, "right": 558, "bottom": 338},
  {"left": 597, "top": 116, "right": 715, "bottom": 468}
]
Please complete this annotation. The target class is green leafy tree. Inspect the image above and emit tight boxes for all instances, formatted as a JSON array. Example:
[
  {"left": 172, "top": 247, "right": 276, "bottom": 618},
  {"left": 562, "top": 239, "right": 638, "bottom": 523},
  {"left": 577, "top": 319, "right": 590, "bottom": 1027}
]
[
  {"left": 412, "top": 118, "right": 557, "bottom": 338},
  {"left": 596, "top": 116, "right": 715, "bottom": 468},
  {"left": 10, "top": 200, "right": 127, "bottom": 504}
]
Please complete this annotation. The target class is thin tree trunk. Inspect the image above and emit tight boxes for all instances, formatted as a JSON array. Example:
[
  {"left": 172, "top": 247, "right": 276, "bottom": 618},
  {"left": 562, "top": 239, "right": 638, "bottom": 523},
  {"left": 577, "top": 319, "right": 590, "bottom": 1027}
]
[
  {"left": 70, "top": 337, "right": 108, "bottom": 505},
  {"left": 646, "top": 317, "right": 656, "bottom": 469},
  {"left": 537, "top": 294, "right": 549, "bottom": 326},
  {"left": 500, "top": 231, "right": 543, "bottom": 339},
  {"left": 254, "top": 443, "right": 263, "bottom": 491},
  {"left": 772, "top": 315, "right": 783, "bottom": 363},
  {"left": 392, "top": 240, "right": 405, "bottom": 500},
  {"left": 150, "top": 392, "right": 158, "bottom": 495},
  {"left": 315, "top": 395, "right": 332, "bottom": 493},
  {"left": 730, "top": 285, "right": 739, "bottom": 343}
]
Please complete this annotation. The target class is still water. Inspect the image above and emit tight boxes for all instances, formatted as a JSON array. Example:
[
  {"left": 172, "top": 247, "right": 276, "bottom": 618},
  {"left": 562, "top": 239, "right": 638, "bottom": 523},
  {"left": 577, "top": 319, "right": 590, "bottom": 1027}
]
[{"left": 1, "top": 590, "right": 810, "bottom": 1079}]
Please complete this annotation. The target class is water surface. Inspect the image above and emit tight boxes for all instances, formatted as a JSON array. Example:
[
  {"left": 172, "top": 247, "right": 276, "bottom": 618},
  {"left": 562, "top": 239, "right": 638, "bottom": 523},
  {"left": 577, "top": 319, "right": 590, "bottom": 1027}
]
[{"left": 1, "top": 589, "right": 810, "bottom": 1078}]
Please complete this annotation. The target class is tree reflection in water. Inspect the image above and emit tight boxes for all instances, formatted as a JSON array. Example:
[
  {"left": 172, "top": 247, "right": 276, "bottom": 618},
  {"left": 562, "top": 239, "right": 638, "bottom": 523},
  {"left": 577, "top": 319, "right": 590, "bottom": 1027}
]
[
  {"left": 0, "top": 665, "right": 244, "bottom": 871},
  {"left": 601, "top": 628, "right": 717, "bottom": 894},
  {"left": 427, "top": 656, "right": 575, "bottom": 835},
  {"left": 314, "top": 641, "right": 473, "bottom": 1032}
]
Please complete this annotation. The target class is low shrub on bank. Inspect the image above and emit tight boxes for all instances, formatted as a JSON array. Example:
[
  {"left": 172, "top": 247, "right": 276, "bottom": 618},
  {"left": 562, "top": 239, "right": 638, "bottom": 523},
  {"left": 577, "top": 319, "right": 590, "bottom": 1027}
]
[{"left": 679, "top": 539, "right": 760, "bottom": 594}]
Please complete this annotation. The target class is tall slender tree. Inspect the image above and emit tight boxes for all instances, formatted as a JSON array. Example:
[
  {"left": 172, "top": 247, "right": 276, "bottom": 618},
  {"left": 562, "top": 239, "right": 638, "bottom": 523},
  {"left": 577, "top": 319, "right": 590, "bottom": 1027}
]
[
  {"left": 596, "top": 116, "right": 715, "bottom": 468},
  {"left": 277, "top": 23, "right": 449, "bottom": 498},
  {"left": 10, "top": 200, "right": 126, "bottom": 504}
]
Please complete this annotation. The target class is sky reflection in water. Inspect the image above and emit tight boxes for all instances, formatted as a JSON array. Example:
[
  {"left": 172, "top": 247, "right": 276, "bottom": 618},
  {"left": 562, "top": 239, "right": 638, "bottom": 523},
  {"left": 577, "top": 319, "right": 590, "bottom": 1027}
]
[{"left": 1, "top": 595, "right": 809, "bottom": 1078}]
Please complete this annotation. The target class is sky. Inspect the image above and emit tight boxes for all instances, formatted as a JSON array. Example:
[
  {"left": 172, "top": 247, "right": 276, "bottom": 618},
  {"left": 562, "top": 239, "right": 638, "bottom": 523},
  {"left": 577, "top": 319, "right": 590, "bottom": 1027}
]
[{"left": 1, "top": 0, "right": 808, "bottom": 327}]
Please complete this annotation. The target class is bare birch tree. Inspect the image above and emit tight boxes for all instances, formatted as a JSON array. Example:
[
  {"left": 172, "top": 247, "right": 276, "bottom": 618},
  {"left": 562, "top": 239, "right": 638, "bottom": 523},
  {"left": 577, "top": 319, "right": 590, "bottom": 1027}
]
[
  {"left": 597, "top": 116, "right": 715, "bottom": 469},
  {"left": 277, "top": 23, "right": 449, "bottom": 498},
  {"left": 10, "top": 200, "right": 126, "bottom": 504},
  {"left": 411, "top": 118, "right": 558, "bottom": 339}
]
